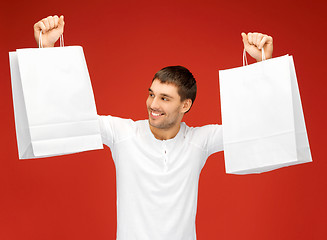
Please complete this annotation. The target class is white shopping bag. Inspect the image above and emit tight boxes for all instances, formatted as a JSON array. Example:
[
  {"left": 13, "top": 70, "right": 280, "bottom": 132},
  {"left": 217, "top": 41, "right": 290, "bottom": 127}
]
[
  {"left": 9, "top": 34, "right": 103, "bottom": 159},
  {"left": 219, "top": 50, "right": 312, "bottom": 174}
]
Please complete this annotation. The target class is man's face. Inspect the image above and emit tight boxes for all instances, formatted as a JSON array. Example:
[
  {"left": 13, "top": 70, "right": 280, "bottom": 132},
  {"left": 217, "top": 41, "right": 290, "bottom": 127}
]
[{"left": 146, "top": 79, "right": 189, "bottom": 130}]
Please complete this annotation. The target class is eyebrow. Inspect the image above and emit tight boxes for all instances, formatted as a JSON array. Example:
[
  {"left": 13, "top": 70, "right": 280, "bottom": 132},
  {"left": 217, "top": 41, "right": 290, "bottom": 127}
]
[{"left": 148, "top": 88, "right": 174, "bottom": 99}]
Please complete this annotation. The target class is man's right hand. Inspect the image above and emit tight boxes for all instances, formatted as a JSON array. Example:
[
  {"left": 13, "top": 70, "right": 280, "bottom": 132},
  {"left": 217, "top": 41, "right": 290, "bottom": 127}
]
[{"left": 34, "top": 15, "right": 65, "bottom": 48}]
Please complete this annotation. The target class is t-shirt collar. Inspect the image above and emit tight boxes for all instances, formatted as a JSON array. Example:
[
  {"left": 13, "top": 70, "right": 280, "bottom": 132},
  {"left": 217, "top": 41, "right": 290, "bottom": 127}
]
[{"left": 146, "top": 120, "right": 185, "bottom": 144}]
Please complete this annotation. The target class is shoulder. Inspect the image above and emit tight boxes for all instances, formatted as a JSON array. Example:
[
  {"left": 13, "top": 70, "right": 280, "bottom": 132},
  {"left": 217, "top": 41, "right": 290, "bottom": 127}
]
[
  {"left": 185, "top": 123, "right": 222, "bottom": 137},
  {"left": 98, "top": 115, "right": 135, "bottom": 129},
  {"left": 98, "top": 115, "right": 145, "bottom": 142},
  {"left": 183, "top": 123, "right": 223, "bottom": 150}
]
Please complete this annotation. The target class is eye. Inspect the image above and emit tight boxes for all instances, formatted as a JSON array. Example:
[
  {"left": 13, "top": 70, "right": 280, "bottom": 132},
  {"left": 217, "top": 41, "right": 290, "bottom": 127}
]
[
  {"left": 149, "top": 93, "right": 154, "bottom": 97},
  {"left": 162, "top": 97, "right": 168, "bottom": 101}
]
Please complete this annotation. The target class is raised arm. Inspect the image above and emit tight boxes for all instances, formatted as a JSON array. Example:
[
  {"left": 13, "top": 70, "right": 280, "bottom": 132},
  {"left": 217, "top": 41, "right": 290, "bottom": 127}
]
[{"left": 34, "top": 15, "right": 65, "bottom": 47}]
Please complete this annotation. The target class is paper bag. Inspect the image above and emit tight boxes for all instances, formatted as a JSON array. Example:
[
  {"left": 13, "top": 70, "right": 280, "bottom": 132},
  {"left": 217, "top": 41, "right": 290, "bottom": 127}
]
[
  {"left": 219, "top": 51, "right": 312, "bottom": 174},
  {"left": 9, "top": 46, "right": 103, "bottom": 159}
]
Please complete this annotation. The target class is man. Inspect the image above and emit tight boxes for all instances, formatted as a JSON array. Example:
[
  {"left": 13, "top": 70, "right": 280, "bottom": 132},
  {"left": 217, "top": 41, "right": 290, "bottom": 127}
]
[{"left": 33, "top": 15, "right": 273, "bottom": 240}]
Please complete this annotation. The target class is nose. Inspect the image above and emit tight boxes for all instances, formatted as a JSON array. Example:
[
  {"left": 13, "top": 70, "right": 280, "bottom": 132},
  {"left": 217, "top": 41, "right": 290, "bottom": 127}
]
[{"left": 150, "top": 96, "right": 160, "bottom": 110}]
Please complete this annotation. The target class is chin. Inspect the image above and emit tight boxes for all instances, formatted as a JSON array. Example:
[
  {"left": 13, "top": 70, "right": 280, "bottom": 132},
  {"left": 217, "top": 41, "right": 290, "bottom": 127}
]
[
  {"left": 149, "top": 118, "right": 178, "bottom": 130},
  {"left": 147, "top": 118, "right": 161, "bottom": 128},
  {"left": 148, "top": 118, "right": 160, "bottom": 128}
]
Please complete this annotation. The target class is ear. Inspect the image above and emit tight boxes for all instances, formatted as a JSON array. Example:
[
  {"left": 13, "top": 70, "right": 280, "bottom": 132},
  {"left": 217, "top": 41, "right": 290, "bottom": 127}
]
[{"left": 181, "top": 99, "right": 192, "bottom": 113}]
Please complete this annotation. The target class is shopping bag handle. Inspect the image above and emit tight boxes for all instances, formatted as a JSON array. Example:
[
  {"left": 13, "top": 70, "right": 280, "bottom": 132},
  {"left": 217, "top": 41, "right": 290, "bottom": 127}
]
[
  {"left": 38, "top": 30, "right": 64, "bottom": 48},
  {"left": 243, "top": 48, "right": 266, "bottom": 66}
]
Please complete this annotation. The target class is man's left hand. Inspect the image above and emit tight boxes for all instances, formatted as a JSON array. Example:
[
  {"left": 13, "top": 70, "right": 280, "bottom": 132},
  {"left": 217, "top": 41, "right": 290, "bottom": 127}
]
[{"left": 241, "top": 32, "right": 273, "bottom": 61}]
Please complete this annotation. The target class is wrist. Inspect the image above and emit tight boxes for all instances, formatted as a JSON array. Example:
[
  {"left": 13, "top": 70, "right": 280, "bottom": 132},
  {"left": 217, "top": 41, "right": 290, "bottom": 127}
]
[{"left": 44, "top": 44, "right": 55, "bottom": 48}]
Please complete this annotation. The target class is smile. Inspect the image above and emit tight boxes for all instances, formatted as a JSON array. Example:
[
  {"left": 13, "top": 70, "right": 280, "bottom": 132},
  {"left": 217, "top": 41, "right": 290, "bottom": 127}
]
[{"left": 150, "top": 110, "right": 164, "bottom": 118}]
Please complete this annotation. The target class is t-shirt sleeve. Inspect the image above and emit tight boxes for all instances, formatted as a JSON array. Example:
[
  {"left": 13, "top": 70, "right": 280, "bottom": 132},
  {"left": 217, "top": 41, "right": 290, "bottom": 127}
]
[
  {"left": 97, "top": 115, "right": 135, "bottom": 149},
  {"left": 206, "top": 124, "right": 224, "bottom": 156},
  {"left": 192, "top": 124, "right": 224, "bottom": 157}
]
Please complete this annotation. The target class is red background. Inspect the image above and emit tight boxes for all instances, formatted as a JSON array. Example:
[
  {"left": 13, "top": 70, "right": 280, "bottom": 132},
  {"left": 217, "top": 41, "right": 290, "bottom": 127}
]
[{"left": 0, "top": 0, "right": 326, "bottom": 239}]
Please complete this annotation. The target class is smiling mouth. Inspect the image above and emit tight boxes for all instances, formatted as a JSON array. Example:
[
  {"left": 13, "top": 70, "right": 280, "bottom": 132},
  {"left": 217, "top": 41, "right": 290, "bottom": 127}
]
[{"left": 150, "top": 110, "right": 164, "bottom": 118}]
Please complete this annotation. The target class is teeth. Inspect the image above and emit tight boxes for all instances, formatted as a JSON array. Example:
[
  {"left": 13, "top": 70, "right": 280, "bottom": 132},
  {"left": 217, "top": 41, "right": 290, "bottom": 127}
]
[{"left": 151, "top": 111, "right": 161, "bottom": 116}]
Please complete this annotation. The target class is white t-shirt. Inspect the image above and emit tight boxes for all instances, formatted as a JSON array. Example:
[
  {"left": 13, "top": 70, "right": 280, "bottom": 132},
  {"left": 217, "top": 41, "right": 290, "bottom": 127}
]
[{"left": 98, "top": 115, "right": 224, "bottom": 240}]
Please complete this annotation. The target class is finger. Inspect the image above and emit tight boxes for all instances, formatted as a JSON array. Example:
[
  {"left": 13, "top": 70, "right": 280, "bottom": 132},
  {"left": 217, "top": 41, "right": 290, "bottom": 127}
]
[
  {"left": 252, "top": 32, "right": 258, "bottom": 46},
  {"left": 35, "top": 21, "right": 46, "bottom": 33},
  {"left": 53, "top": 15, "right": 59, "bottom": 28},
  {"left": 248, "top": 32, "right": 253, "bottom": 45},
  {"left": 241, "top": 32, "right": 250, "bottom": 47},
  {"left": 258, "top": 36, "right": 268, "bottom": 49},
  {"left": 58, "top": 15, "right": 65, "bottom": 27},
  {"left": 256, "top": 33, "right": 264, "bottom": 47},
  {"left": 41, "top": 18, "right": 50, "bottom": 32},
  {"left": 266, "top": 35, "right": 273, "bottom": 44},
  {"left": 47, "top": 16, "right": 55, "bottom": 29}
]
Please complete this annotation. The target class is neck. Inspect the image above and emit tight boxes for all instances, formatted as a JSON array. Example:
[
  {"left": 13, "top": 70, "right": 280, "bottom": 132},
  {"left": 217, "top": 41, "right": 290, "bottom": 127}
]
[{"left": 149, "top": 122, "right": 181, "bottom": 140}]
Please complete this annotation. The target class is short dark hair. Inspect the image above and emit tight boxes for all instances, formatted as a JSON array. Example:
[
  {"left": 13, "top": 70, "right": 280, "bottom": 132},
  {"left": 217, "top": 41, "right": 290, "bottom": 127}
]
[{"left": 152, "top": 66, "right": 197, "bottom": 110}]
